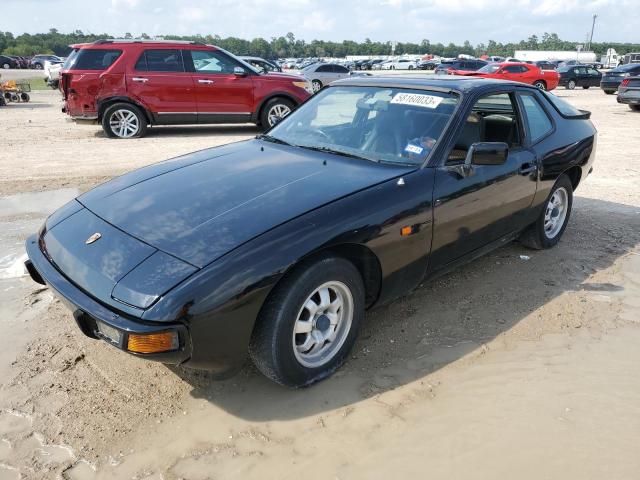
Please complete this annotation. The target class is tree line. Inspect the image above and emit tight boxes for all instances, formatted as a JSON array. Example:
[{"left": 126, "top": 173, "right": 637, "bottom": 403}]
[{"left": 2, "top": 29, "right": 639, "bottom": 59}]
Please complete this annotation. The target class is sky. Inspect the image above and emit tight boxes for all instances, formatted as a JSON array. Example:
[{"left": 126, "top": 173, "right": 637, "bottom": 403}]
[{"left": 2, "top": 0, "right": 639, "bottom": 45}]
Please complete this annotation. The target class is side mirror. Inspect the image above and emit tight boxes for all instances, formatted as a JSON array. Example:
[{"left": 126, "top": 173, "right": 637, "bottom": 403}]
[
  {"left": 469, "top": 142, "right": 509, "bottom": 166},
  {"left": 233, "top": 66, "right": 247, "bottom": 76}
]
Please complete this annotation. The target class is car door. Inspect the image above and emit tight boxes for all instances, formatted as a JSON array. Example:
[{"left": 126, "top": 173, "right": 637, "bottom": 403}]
[
  {"left": 430, "top": 91, "right": 538, "bottom": 268},
  {"left": 501, "top": 65, "right": 528, "bottom": 82},
  {"left": 333, "top": 64, "right": 351, "bottom": 80},
  {"left": 126, "top": 49, "right": 197, "bottom": 124},
  {"left": 586, "top": 67, "right": 601, "bottom": 86},
  {"left": 184, "top": 49, "right": 255, "bottom": 123}
]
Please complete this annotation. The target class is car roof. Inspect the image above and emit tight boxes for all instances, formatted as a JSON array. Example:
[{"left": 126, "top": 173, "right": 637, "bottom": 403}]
[{"left": 331, "top": 75, "right": 536, "bottom": 93}]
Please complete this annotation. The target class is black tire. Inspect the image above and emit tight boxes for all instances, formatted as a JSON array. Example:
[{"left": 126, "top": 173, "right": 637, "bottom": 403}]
[
  {"left": 311, "top": 79, "right": 323, "bottom": 92},
  {"left": 0, "top": 95, "right": 6, "bottom": 107},
  {"left": 629, "top": 104, "right": 640, "bottom": 111},
  {"left": 566, "top": 79, "right": 576, "bottom": 90},
  {"left": 520, "top": 175, "right": 573, "bottom": 250},
  {"left": 603, "top": 89, "right": 615, "bottom": 95},
  {"left": 582, "top": 86, "right": 590, "bottom": 89},
  {"left": 533, "top": 80, "right": 547, "bottom": 90},
  {"left": 34, "top": 63, "right": 43, "bottom": 70},
  {"left": 101, "top": 102, "right": 147, "bottom": 139},
  {"left": 1, "top": 63, "right": 10, "bottom": 70},
  {"left": 20, "top": 93, "right": 29, "bottom": 102},
  {"left": 259, "top": 97, "right": 295, "bottom": 130},
  {"left": 249, "top": 255, "right": 365, "bottom": 387},
  {"left": 408, "top": 65, "right": 414, "bottom": 70}
]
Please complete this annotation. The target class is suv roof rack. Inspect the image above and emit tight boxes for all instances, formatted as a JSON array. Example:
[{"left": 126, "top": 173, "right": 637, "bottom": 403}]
[{"left": 92, "top": 39, "right": 206, "bottom": 45}]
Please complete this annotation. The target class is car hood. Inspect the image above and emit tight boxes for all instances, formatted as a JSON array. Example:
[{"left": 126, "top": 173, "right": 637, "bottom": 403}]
[{"left": 78, "top": 140, "right": 412, "bottom": 268}]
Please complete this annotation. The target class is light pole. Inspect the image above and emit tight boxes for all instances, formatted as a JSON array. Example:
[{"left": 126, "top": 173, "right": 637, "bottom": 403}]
[{"left": 587, "top": 14, "right": 597, "bottom": 51}]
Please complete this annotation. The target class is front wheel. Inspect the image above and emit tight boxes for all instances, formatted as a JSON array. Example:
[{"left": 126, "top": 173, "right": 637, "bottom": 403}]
[
  {"left": 520, "top": 175, "right": 573, "bottom": 250},
  {"left": 101, "top": 103, "right": 147, "bottom": 139},
  {"left": 260, "top": 97, "right": 294, "bottom": 129},
  {"left": 1, "top": 63, "right": 9, "bottom": 69},
  {"left": 582, "top": 86, "right": 590, "bottom": 89},
  {"left": 249, "top": 255, "right": 365, "bottom": 387}
]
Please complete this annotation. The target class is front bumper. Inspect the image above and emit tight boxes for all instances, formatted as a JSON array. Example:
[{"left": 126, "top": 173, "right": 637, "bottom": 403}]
[{"left": 25, "top": 235, "right": 191, "bottom": 365}]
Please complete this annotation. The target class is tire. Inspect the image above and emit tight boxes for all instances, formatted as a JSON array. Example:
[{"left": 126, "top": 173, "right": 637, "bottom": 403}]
[
  {"left": 0, "top": 95, "right": 6, "bottom": 107},
  {"left": 408, "top": 65, "right": 414, "bottom": 70},
  {"left": 603, "top": 89, "right": 615, "bottom": 95},
  {"left": 582, "top": 86, "right": 590, "bottom": 89},
  {"left": 34, "top": 63, "right": 43, "bottom": 70},
  {"left": 311, "top": 79, "right": 323, "bottom": 93},
  {"left": 1, "top": 63, "right": 9, "bottom": 70},
  {"left": 630, "top": 105, "right": 640, "bottom": 111},
  {"left": 520, "top": 175, "right": 573, "bottom": 250},
  {"left": 249, "top": 255, "right": 365, "bottom": 387},
  {"left": 533, "top": 80, "right": 547, "bottom": 90},
  {"left": 260, "top": 97, "right": 295, "bottom": 129},
  {"left": 566, "top": 79, "right": 576, "bottom": 90},
  {"left": 20, "top": 93, "right": 29, "bottom": 102},
  {"left": 101, "top": 102, "right": 147, "bottom": 139}
]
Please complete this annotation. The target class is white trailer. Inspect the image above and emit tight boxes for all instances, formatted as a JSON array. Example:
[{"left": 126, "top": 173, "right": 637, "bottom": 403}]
[{"left": 514, "top": 50, "right": 597, "bottom": 63}]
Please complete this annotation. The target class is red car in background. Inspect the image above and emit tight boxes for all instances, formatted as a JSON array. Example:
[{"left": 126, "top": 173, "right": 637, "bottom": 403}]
[{"left": 452, "top": 62, "right": 560, "bottom": 91}]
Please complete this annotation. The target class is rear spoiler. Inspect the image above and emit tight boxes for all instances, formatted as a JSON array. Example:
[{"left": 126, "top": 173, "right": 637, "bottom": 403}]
[{"left": 576, "top": 109, "right": 592, "bottom": 120}]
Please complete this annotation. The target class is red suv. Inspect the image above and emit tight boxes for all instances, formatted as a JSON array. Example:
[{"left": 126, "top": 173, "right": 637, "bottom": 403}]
[{"left": 60, "top": 40, "right": 312, "bottom": 138}]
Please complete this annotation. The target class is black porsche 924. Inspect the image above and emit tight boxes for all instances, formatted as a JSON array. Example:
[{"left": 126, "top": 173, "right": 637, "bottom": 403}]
[{"left": 25, "top": 76, "right": 597, "bottom": 387}]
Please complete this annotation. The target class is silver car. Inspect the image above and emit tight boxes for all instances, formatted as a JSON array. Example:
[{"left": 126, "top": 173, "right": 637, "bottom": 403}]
[{"left": 301, "top": 63, "right": 351, "bottom": 92}]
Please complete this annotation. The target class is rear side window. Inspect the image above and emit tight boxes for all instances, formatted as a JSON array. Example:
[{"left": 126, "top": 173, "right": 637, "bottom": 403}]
[
  {"left": 519, "top": 93, "right": 553, "bottom": 143},
  {"left": 136, "top": 49, "right": 184, "bottom": 72},
  {"left": 67, "top": 49, "right": 122, "bottom": 70}
]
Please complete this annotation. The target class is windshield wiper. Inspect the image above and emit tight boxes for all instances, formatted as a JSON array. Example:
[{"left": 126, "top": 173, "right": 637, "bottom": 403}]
[
  {"left": 297, "top": 145, "right": 377, "bottom": 163},
  {"left": 256, "top": 134, "right": 292, "bottom": 146}
]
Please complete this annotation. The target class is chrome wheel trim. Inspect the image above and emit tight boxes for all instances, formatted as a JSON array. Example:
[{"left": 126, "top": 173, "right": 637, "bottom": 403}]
[
  {"left": 109, "top": 109, "right": 140, "bottom": 138},
  {"left": 312, "top": 80, "right": 322, "bottom": 92},
  {"left": 544, "top": 187, "right": 569, "bottom": 239},
  {"left": 292, "top": 281, "right": 354, "bottom": 368},
  {"left": 267, "top": 103, "right": 291, "bottom": 127}
]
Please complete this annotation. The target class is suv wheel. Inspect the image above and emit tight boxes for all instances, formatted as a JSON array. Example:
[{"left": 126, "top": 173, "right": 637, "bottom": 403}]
[
  {"left": 260, "top": 97, "right": 294, "bottom": 129},
  {"left": 520, "top": 175, "right": 573, "bottom": 250},
  {"left": 102, "top": 103, "right": 148, "bottom": 139},
  {"left": 249, "top": 255, "right": 364, "bottom": 387}
]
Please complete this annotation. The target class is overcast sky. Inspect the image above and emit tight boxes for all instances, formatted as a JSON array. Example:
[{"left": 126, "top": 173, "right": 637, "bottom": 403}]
[{"left": 2, "top": 0, "right": 638, "bottom": 45}]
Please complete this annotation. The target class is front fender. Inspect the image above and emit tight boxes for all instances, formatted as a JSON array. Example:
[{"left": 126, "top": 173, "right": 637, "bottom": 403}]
[{"left": 142, "top": 167, "right": 435, "bottom": 371}]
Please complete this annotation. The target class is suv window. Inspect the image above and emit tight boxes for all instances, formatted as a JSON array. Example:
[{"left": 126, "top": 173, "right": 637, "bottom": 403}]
[
  {"left": 71, "top": 49, "right": 122, "bottom": 70},
  {"left": 189, "top": 50, "right": 237, "bottom": 73},
  {"left": 136, "top": 49, "right": 184, "bottom": 72},
  {"left": 519, "top": 93, "right": 553, "bottom": 143}
]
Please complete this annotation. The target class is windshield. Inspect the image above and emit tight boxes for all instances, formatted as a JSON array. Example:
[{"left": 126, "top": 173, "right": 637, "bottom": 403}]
[
  {"left": 266, "top": 86, "right": 459, "bottom": 166},
  {"left": 477, "top": 64, "right": 501, "bottom": 73}
]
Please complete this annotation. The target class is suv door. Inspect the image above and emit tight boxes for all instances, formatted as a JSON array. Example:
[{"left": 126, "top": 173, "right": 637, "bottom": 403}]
[
  {"left": 185, "top": 49, "right": 255, "bottom": 123},
  {"left": 430, "top": 91, "right": 538, "bottom": 267},
  {"left": 127, "top": 49, "right": 196, "bottom": 124}
]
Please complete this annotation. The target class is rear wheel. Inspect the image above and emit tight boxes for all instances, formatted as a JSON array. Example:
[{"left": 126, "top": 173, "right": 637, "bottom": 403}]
[
  {"left": 533, "top": 80, "right": 547, "bottom": 90},
  {"left": 630, "top": 105, "right": 640, "bottom": 111},
  {"left": 249, "top": 255, "right": 365, "bottom": 387},
  {"left": 520, "top": 175, "right": 573, "bottom": 250},
  {"left": 566, "top": 79, "right": 576, "bottom": 90},
  {"left": 260, "top": 97, "right": 294, "bottom": 129},
  {"left": 603, "top": 89, "right": 615, "bottom": 95},
  {"left": 582, "top": 85, "right": 590, "bottom": 89},
  {"left": 101, "top": 103, "right": 147, "bottom": 139}
]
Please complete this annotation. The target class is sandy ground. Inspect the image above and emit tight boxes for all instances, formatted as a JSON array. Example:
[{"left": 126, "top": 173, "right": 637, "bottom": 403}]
[{"left": 0, "top": 86, "right": 639, "bottom": 480}]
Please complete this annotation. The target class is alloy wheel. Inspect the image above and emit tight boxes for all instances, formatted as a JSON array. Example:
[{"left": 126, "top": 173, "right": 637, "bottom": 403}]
[
  {"left": 267, "top": 103, "right": 292, "bottom": 127},
  {"left": 534, "top": 81, "right": 546, "bottom": 90},
  {"left": 109, "top": 109, "right": 140, "bottom": 138},
  {"left": 568, "top": 80, "right": 576, "bottom": 90},
  {"left": 292, "top": 281, "right": 354, "bottom": 368},
  {"left": 544, "top": 187, "right": 568, "bottom": 239}
]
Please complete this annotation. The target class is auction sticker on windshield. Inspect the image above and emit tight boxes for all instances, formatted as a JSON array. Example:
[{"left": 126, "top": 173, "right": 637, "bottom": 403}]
[{"left": 391, "top": 93, "right": 443, "bottom": 109}]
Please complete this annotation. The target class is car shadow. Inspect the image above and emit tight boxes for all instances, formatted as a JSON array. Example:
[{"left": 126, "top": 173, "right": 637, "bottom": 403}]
[
  {"left": 92, "top": 124, "right": 261, "bottom": 139},
  {"left": 169, "top": 196, "right": 640, "bottom": 421}
]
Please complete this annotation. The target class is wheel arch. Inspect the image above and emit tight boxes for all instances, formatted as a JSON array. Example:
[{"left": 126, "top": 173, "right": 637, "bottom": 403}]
[
  {"left": 97, "top": 96, "right": 153, "bottom": 124},
  {"left": 563, "top": 165, "right": 582, "bottom": 191}
]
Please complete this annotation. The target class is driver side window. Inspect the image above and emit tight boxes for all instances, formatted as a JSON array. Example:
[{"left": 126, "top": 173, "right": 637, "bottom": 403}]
[
  {"left": 190, "top": 50, "right": 237, "bottom": 73},
  {"left": 447, "top": 93, "right": 521, "bottom": 164}
]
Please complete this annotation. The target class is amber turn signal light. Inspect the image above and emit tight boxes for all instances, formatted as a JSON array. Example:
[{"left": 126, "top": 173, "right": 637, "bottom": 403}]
[
  {"left": 127, "top": 332, "right": 178, "bottom": 354},
  {"left": 401, "top": 226, "right": 413, "bottom": 236}
]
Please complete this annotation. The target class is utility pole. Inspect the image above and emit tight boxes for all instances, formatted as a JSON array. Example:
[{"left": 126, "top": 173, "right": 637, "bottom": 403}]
[{"left": 587, "top": 14, "right": 597, "bottom": 51}]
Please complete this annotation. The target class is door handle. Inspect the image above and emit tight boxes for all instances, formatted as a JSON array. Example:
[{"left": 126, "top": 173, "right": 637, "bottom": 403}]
[
  {"left": 197, "top": 79, "right": 214, "bottom": 84},
  {"left": 131, "top": 77, "right": 149, "bottom": 83},
  {"left": 520, "top": 163, "right": 537, "bottom": 175}
]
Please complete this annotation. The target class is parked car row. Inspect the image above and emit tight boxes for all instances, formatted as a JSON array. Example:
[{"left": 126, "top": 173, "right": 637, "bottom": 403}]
[{"left": 0, "top": 54, "right": 65, "bottom": 69}]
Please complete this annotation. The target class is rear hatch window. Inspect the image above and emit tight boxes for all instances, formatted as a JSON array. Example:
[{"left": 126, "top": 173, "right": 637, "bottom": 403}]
[{"left": 65, "top": 48, "right": 122, "bottom": 70}]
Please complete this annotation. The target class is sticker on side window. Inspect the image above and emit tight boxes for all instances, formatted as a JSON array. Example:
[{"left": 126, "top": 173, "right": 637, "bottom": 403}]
[{"left": 391, "top": 93, "right": 443, "bottom": 109}]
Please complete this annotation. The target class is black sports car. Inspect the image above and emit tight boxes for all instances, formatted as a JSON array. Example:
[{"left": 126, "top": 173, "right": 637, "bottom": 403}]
[{"left": 26, "top": 76, "right": 597, "bottom": 387}]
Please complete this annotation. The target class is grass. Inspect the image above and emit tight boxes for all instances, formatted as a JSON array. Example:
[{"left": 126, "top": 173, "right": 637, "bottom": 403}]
[{"left": 16, "top": 77, "right": 50, "bottom": 90}]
